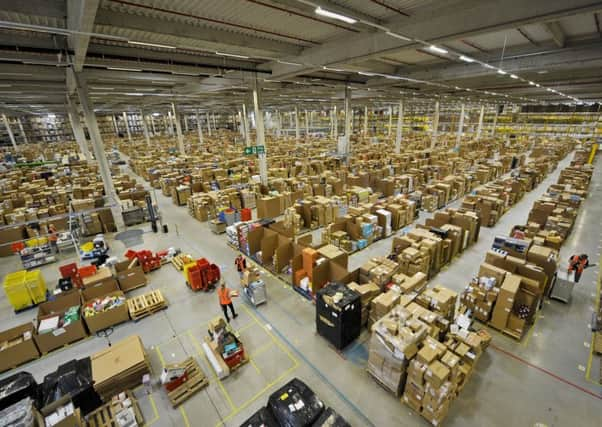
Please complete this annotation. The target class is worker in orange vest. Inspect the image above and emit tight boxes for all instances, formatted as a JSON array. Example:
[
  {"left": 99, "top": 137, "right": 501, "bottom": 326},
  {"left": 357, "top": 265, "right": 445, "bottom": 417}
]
[
  {"left": 217, "top": 281, "right": 238, "bottom": 322},
  {"left": 48, "top": 224, "right": 58, "bottom": 253},
  {"left": 234, "top": 255, "right": 246, "bottom": 277},
  {"left": 568, "top": 254, "right": 595, "bottom": 283}
]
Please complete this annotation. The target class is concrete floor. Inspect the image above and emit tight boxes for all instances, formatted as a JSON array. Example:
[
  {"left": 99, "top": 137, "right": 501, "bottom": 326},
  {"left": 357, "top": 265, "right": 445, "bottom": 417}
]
[{"left": 0, "top": 151, "right": 600, "bottom": 427}]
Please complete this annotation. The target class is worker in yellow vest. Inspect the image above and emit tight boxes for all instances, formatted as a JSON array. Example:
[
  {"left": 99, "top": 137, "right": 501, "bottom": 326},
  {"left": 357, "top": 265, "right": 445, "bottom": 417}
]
[{"left": 217, "top": 281, "right": 238, "bottom": 322}]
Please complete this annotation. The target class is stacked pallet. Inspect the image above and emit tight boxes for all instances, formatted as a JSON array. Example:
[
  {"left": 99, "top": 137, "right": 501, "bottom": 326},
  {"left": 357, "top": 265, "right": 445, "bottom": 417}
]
[
  {"left": 165, "top": 357, "right": 209, "bottom": 407},
  {"left": 86, "top": 390, "right": 144, "bottom": 427},
  {"left": 127, "top": 290, "right": 167, "bottom": 320},
  {"left": 91, "top": 335, "right": 151, "bottom": 401}
]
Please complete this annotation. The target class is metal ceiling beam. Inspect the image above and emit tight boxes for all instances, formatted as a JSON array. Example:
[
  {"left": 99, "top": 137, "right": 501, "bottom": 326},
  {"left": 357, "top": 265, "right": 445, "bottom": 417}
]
[
  {"left": 0, "top": 0, "right": 66, "bottom": 19},
  {"left": 270, "top": 0, "right": 602, "bottom": 79},
  {"left": 544, "top": 21, "right": 566, "bottom": 47},
  {"left": 94, "top": 9, "right": 302, "bottom": 56},
  {"left": 67, "top": 0, "right": 101, "bottom": 72}
]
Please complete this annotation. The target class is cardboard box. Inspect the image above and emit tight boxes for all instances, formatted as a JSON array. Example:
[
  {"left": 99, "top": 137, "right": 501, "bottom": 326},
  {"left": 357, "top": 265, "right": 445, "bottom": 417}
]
[
  {"left": 82, "top": 267, "right": 113, "bottom": 288},
  {"left": 81, "top": 280, "right": 130, "bottom": 334},
  {"left": 34, "top": 291, "right": 88, "bottom": 354},
  {"left": 114, "top": 260, "right": 147, "bottom": 292},
  {"left": 426, "top": 361, "right": 450, "bottom": 389},
  {"left": 0, "top": 323, "right": 40, "bottom": 372},
  {"left": 490, "top": 274, "right": 521, "bottom": 330},
  {"left": 317, "top": 244, "right": 348, "bottom": 268}
]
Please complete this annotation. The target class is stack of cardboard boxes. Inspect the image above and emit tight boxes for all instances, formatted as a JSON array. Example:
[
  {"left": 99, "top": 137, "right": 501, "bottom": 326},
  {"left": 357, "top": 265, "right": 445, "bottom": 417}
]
[
  {"left": 359, "top": 257, "right": 399, "bottom": 290},
  {"left": 347, "top": 282, "right": 381, "bottom": 326}
]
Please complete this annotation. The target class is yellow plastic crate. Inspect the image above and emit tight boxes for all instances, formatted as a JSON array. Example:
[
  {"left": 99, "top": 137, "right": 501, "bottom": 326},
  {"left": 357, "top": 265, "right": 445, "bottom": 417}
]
[
  {"left": 3, "top": 270, "right": 32, "bottom": 310},
  {"left": 80, "top": 242, "right": 94, "bottom": 252},
  {"left": 24, "top": 270, "right": 47, "bottom": 304}
]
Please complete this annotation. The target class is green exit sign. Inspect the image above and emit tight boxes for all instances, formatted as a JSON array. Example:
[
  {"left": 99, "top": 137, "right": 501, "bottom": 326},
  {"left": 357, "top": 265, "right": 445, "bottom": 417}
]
[{"left": 244, "top": 145, "right": 265, "bottom": 155}]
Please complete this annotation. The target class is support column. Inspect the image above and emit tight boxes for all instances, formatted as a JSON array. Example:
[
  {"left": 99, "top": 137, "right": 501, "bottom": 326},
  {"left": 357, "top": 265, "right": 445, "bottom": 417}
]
[
  {"left": 388, "top": 106, "right": 393, "bottom": 137},
  {"left": 344, "top": 86, "right": 352, "bottom": 157},
  {"left": 171, "top": 103, "right": 185, "bottom": 155},
  {"left": 184, "top": 114, "right": 189, "bottom": 132},
  {"left": 295, "top": 106, "right": 300, "bottom": 142},
  {"left": 150, "top": 115, "right": 157, "bottom": 135},
  {"left": 276, "top": 110, "right": 282, "bottom": 137},
  {"left": 304, "top": 110, "right": 309, "bottom": 139},
  {"left": 122, "top": 111, "right": 131, "bottom": 142},
  {"left": 364, "top": 106, "right": 369, "bottom": 137},
  {"left": 206, "top": 112, "right": 212, "bottom": 136},
  {"left": 213, "top": 113, "right": 218, "bottom": 131},
  {"left": 395, "top": 100, "right": 403, "bottom": 154},
  {"left": 73, "top": 73, "right": 125, "bottom": 231},
  {"left": 66, "top": 96, "right": 91, "bottom": 161},
  {"left": 431, "top": 101, "right": 440, "bottom": 149},
  {"left": 17, "top": 119, "right": 28, "bottom": 144},
  {"left": 476, "top": 105, "right": 485, "bottom": 140},
  {"left": 252, "top": 78, "right": 268, "bottom": 186},
  {"left": 491, "top": 106, "right": 499, "bottom": 136},
  {"left": 238, "top": 111, "right": 244, "bottom": 138},
  {"left": 456, "top": 103, "right": 465, "bottom": 149},
  {"left": 112, "top": 115, "right": 119, "bottom": 135},
  {"left": 242, "top": 104, "right": 250, "bottom": 146},
  {"left": 2, "top": 114, "right": 18, "bottom": 151},
  {"left": 196, "top": 110, "right": 204, "bottom": 147},
  {"left": 163, "top": 115, "right": 170, "bottom": 136},
  {"left": 333, "top": 105, "right": 338, "bottom": 141},
  {"left": 140, "top": 110, "right": 151, "bottom": 146}
]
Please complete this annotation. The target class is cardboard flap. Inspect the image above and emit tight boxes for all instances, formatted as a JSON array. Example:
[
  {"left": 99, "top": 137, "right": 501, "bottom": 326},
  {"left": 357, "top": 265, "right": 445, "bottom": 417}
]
[{"left": 82, "top": 279, "right": 120, "bottom": 301}]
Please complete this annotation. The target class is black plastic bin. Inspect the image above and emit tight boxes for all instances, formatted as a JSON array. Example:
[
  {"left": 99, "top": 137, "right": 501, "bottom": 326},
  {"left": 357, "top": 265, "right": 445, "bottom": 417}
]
[
  {"left": 268, "top": 378, "right": 324, "bottom": 427},
  {"left": 316, "top": 283, "right": 361, "bottom": 350}
]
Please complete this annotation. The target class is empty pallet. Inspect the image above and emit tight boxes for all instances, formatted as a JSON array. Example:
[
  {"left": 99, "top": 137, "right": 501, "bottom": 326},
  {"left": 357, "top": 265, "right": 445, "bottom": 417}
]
[
  {"left": 166, "top": 357, "right": 209, "bottom": 407},
  {"left": 86, "top": 391, "right": 144, "bottom": 427},
  {"left": 127, "top": 290, "right": 167, "bottom": 320},
  {"left": 171, "top": 254, "right": 194, "bottom": 271}
]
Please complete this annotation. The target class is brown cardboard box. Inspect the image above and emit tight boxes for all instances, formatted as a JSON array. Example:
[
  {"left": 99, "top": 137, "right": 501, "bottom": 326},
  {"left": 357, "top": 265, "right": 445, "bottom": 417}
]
[
  {"left": 490, "top": 274, "right": 521, "bottom": 330},
  {"left": 82, "top": 267, "right": 113, "bottom": 288},
  {"left": 0, "top": 323, "right": 40, "bottom": 372},
  {"left": 114, "top": 260, "right": 147, "bottom": 292},
  {"left": 317, "top": 244, "right": 348, "bottom": 268},
  {"left": 425, "top": 361, "right": 450, "bottom": 389},
  {"left": 82, "top": 290, "right": 130, "bottom": 334},
  {"left": 34, "top": 291, "right": 88, "bottom": 354}
]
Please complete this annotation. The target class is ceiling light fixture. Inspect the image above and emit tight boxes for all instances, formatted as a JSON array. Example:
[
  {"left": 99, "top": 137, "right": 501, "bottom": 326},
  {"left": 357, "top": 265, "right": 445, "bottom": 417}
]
[
  {"left": 428, "top": 45, "right": 448, "bottom": 54},
  {"left": 482, "top": 63, "right": 495, "bottom": 69},
  {"left": 358, "top": 71, "right": 377, "bottom": 76},
  {"left": 215, "top": 51, "right": 249, "bottom": 59},
  {"left": 277, "top": 60, "right": 302, "bottom": 66},
  {"left": 529, "top": 81, "right": 535, "bottom": 85},
  {"left": 128, "top": 41, "right": 176, "bottom": 49},
  {"left": 386, "top": 32, "right": 411, "bottom": 41},
  {"left": 459, "top": 55, "right": 474, "bottom": 63},
  {"left": 107, "top": 67, "right": 142, "bottom": 72},
  {"left": 497, "top": 69, "right": 507, "bottom": 75},
  {"left": 315, "top": 7, "right": 357, "bottom": 24},
  {"left": 322, "top": 66, "right": 345, "bottom": 72},
  {"left": 510, "top": 74, "right": 518, "bottom": 79}
]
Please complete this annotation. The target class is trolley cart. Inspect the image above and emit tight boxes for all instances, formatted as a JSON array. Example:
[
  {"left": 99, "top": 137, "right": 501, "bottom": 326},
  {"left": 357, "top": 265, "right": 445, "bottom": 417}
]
[
  {"left": 242, "top": 279, "right": 267, "bottom": 307},
  {"left": 549, "top": 270, "right": 575, "bottom": 304}
]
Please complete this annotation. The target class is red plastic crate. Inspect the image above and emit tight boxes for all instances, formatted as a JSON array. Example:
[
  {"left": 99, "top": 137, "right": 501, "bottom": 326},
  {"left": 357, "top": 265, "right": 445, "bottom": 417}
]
[{"left": 78, "top": 265, "right": 97, "bottom": 278}]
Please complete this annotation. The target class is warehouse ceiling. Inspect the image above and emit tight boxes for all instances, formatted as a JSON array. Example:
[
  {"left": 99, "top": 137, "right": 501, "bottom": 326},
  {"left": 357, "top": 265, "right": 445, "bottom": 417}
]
[{"left": 0, "top": 0, "right": 601, "bottom": 115}]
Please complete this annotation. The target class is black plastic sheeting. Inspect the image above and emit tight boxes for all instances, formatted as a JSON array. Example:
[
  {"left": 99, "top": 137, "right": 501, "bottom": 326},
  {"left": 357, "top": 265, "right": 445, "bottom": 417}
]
[
  {"left": 0, "top": 372, "right": 38, "bottom": 411},
  {"left": 40, "top": 358, "right": 101, "bottom": 415},
  {"left": 239, "top": 406, "right": 279, "bottom": 427},
  {"left": 311, "top": 407, "right": 351, "bottom": 427},
  {"left": 268, "top": 378, "right": 324, "bottom": 427}
]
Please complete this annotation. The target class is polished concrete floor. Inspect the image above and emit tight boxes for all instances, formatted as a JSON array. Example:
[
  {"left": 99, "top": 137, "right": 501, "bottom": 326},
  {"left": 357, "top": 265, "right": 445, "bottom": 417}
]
[{"left": 0, "top": 150, "right": 600, "bottom": 427}]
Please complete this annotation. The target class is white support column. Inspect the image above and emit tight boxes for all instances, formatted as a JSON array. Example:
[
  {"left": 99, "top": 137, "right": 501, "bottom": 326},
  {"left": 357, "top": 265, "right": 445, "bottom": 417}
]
[
  {"left": 364, "top": 106, "right": 368, "bottom": 136},
  {"left": 2, "top": 114, "right": 18, "bottom": 151},
  {"left": 333, "top": 105, "right": 338, "bottom": 141},
  {"left": 491, "top": 107, "right": 499, "bottom": 136},
  {"left": 242, "top": 104, "right": 250, "bottom": 146},
  {"left": 183, "top": 114, "right": 189, "bottom": 132},
  {"left": 171, "top": 103, "right": 185, "bottom": 155},
  {"left": 196, "top": 110, "right": 204, "bottom": 146},
  {"left": 122, "top": 111, "right": 131, "bottom": 142},
  {"left": 66, "top": 96, "right": 91, "bottom": 162},
  {"left": 237, "top": 111, "right": 244, "bottom": 138},
  {"left": 476, "top": 105, "right": 485, "bottom": 140},
  {"left": 276, "top": 110, "right": 282, "bottom": 137},
  {"left": 140, "top": 110, "right": 151, "bottom": 146},
  {"left": 252, "top": 78, "right": 268, "bottom": 186},
  {"left": 304, "top": 109, "right": 309, "bottom": 139},
  {"left": 388, "top": 106, "right": 393, "bottom": 137},
  {"left": 295, "top": 106, "right": 300, "bottom": 141},
  {"left": 150, "top": 114, "right": 156, "bottom": 135},
  {"left": 17, "top": 119, "right": 28, "bottom": 144},
  {"left": 431, "top": 101, "right": 440, "bottom": 149},
  {"left": 163, "top": 114, "right": 170, "bottom": 136},
  {"left": 344, "top": 86, "right": 352, "bottom": 158},
  {"left": 395, "top": 100, "right": 404, "bottom": 154},
  {"left": 309, "top": 110, "right": 313, "bottom": 127},
  {"left": 456, "top": 103, "right": 465, "bottom": 148},
  {"left": 73, "top": 73, "right": 125, "bottom": 231},
  {"left": 111, "top": 115, "right": 119, "bottom": 135},
  {"left": 206, "top": 111, "right": 212, "bottom": 136},
  {"left": 212, "top": 113, "right": 217, "bottom": 131}
]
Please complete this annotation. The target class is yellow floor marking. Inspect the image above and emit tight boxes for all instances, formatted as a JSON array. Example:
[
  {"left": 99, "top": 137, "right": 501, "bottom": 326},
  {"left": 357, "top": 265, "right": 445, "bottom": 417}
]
[
  {"left": 155, "top": 346, "right": 166, "bottom": 367},
  {"left": 143, "top": 394, "right": 160, "bottom": 426},
  {"left": 249, "top": 357, "right": 261, "bottom": 374},
  {"left": 249, "top": 341, "right": 274, "bottom": 359},
  {"left": 585, "top": 250, "right": 602, "bottom": 385},
  {"left": 179, "top": 406, "right": 191, "bottom": 427}
]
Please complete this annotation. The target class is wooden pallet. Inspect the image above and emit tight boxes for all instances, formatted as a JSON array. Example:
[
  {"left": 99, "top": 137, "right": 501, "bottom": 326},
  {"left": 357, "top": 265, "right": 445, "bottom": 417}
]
[
  {"left": 127, "top": 290, "right": 167, "bottom": 321},
  {"left": 86, "top": 390, "right": 144, "bottom": 427},
  {"left": 171, "top": 254, "right": 194, "bottom": 271},
  {"left": 166, "top": 357, "right": 209, "bottom": 407}
]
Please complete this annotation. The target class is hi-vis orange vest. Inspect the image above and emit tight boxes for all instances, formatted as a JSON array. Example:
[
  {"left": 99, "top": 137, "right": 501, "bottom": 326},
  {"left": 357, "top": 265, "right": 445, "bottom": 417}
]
[
  {"left": 218, "top": 287, "right": 232, "bottom": 305},
  {"left": 569, "top": 255, "right": 586, "bottom": 274}
]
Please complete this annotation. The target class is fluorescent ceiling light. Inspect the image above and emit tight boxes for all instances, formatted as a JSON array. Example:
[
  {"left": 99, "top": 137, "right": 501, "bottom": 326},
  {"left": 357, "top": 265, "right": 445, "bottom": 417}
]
[
  {"left": 322, "top": 66, "right": 344, "bottom": 72},
  {"left": 482, "top": 63, "right": 495, "bottom": 69},
  {"left": 428, "top": 45, "right": 448, "bottom": 54},
  {"left": 277, "top": 60, "right": 302, "bottom": 66},
  {"left": 128, "top": 41, "right": 176, "bottom": 49},
  {"left": 358, "top": 71, "right": 377, "bottom": 76},
  {"left": 497, "top": 69, "right": 507, "bottom": 75},
  {"left": 459, "top": 55, "right": 474, "bottom": 63},
  {"left": 215, "top": 51, "right": 249, "bottom": 59},
  {"left": 386, "top": 32, "right": 411, "bottom": 41},
  {"left": 529, "top": 81, "right": 535, "bottom": 85},
  {"left": 547, "top": 88, "right": 553, "bottom": 92},
  {"left": 510, "top": 74, "right": 518, "bottom": 79},
  {"left": 107, "top": 67, "right": 142, "bottom": 72},
  {"left": 315, "top": 7, "right": 357, "bottom": 24},
  {"left": 536, "top": 84, "right": 541, "bottom": 88}
]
